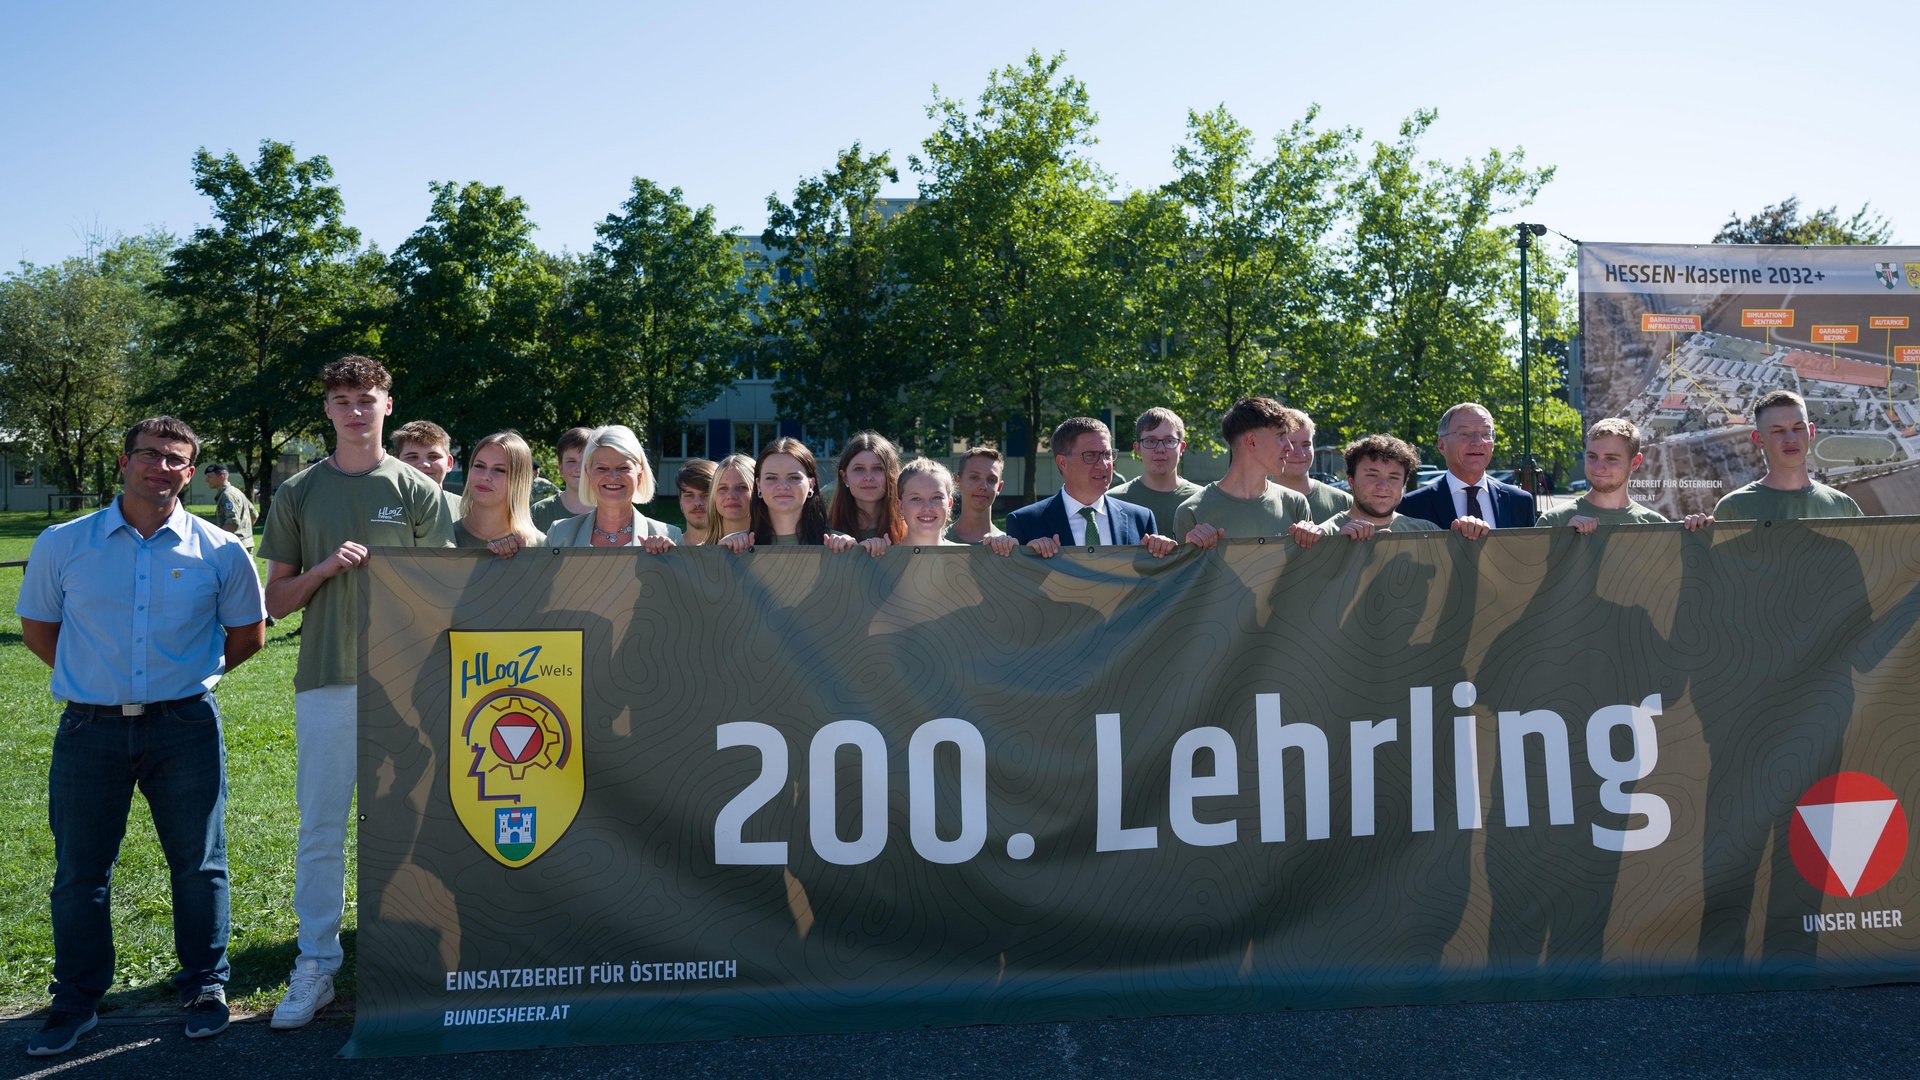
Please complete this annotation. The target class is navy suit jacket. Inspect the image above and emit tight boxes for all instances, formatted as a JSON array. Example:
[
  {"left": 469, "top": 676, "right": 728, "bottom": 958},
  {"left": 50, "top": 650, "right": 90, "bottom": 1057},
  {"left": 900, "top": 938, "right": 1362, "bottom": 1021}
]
[
  {"left": 1397, "top": 475, "right": 1537, "bottom": 530},
  {"left": 1005, "top": 491, "right": 1158, "bottom": 546}
]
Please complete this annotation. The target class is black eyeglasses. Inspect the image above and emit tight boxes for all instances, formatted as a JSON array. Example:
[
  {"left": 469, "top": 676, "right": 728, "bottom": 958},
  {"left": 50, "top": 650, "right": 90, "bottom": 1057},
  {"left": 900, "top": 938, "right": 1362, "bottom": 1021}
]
[{"left": 129, "top": 448, "right": 194, "bottom": 471}]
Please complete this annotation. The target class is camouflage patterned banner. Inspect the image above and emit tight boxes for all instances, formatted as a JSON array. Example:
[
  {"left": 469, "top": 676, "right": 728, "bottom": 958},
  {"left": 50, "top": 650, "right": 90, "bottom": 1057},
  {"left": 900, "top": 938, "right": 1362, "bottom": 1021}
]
[{"left": 344, "top": 522, "right": 1920, "bottom": 1057}]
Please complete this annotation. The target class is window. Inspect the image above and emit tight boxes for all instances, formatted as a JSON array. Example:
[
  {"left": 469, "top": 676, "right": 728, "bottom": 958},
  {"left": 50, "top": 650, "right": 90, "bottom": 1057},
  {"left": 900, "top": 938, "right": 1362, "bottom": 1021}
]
[
  {"left": 668, "top": 424, "right": 707, "bottom": 460},
  {"left": 733, "top": 421, "right": 777, "bottom": 456},
  {"left": 12, "top": 464, "right": 34, "bottom": 487},
  {"left": 733, "top": 353, "right": 772, "bottom": 382}
]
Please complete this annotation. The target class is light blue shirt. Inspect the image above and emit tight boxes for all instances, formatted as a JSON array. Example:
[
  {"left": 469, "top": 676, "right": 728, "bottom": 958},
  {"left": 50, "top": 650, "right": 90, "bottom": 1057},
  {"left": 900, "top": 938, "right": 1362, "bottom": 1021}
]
[{"left": 16, "top": 497, "right": 266, "bottom": 705}]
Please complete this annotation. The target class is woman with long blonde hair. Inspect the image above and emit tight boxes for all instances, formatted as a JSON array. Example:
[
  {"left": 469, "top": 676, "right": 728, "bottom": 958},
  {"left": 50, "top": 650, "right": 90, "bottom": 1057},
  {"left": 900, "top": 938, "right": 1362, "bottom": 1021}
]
[
  {"left": 457, "top": 431, "right": 544, "bottom": 556},
  {"left": 701, "top": 453, "right": 755, "bottom": 545}
]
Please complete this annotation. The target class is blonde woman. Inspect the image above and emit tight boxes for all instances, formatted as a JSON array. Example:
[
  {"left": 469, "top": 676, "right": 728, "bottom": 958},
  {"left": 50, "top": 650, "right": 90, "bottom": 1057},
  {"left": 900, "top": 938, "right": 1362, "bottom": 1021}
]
[
  {"left": 897, "top": 458, "right": 964, "bottom": 547},
  {"left": 546, "top": 424, "right": 681, "bottom": 552},
  {"left": 703, "top": 454, "right": 755, "bottom": 545},
  {"left": 457, "top": 431, "right": 546, "bottom": 557}
]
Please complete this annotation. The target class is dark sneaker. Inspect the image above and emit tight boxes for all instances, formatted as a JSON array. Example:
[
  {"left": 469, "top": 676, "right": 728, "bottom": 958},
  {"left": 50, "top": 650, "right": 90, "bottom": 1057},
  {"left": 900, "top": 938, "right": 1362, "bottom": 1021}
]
[
  {"left": 26, "top": 1010, "right": 97, "bottom": 1057},
  {"left": 185, "top": 990, "right": 229, "bottom": 1039}
]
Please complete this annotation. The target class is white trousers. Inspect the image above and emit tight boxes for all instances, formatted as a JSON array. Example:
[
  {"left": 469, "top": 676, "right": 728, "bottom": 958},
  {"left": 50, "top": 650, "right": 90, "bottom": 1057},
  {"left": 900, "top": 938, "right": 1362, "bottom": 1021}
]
[{"left": 293, "top": 684, "right": 356, "bottom": 973}]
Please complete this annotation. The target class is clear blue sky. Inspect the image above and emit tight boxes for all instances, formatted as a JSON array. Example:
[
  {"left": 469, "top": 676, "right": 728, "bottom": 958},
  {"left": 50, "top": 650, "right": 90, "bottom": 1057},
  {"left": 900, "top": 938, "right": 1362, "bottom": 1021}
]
[{"left": 3, "top": 0, "right": 1913, "bottom": 269}]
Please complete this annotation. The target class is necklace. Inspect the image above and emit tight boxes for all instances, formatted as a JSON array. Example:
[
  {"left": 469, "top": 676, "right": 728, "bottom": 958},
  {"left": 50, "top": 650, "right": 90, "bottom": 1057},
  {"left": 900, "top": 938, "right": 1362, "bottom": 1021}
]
[{"left": 592, "top": 522, "right": 634, "bottom": 543}]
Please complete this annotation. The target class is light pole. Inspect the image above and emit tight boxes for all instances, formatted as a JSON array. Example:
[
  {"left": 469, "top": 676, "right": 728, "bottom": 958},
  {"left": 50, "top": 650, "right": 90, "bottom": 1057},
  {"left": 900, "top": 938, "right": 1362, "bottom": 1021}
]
[{"left": 1517, "top": 222, "right": 1547, "bottom": 493}]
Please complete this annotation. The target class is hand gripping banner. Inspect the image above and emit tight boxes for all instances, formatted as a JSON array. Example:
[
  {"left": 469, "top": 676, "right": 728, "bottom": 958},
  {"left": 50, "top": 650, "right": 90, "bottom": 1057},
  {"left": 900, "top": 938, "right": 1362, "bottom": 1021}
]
[{"left": 345, "top": 522, "right": 1920, "bottom": 1057}]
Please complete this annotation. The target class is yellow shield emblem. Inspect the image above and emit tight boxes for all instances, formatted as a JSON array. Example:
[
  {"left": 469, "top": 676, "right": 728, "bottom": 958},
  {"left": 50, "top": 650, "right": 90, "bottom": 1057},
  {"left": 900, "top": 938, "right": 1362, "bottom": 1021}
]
[
  {"left": 1906, "top": 263, "right": 1920, "bottom": 290},
  {"left": 448, "top": 630, "right": 584, "bottom": 867}
]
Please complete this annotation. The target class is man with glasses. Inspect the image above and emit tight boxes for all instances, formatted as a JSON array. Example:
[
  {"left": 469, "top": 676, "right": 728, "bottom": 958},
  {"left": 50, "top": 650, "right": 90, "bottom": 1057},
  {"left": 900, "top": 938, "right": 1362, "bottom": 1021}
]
[
  {"left": 1174, "top": 397, "right": 1316, "bottom": 549},
  {"left": 16, "top": 417, "right": 266, "bottom": 1055},
  {"left": 1398, "top": 402, "right": 1536, "bottom": 535},
  {"left": 259, "top": 356, "right": 453, "bottom": 1030},
  {"left": 1005, "top": 417, "right": 1177, "bottom": 557},
  {"left": 1274, "top": 407, "right": 1353, "bottom": 525},
  {"left": 1108, "top": 407, "right": 1204, "bottom": 534}
]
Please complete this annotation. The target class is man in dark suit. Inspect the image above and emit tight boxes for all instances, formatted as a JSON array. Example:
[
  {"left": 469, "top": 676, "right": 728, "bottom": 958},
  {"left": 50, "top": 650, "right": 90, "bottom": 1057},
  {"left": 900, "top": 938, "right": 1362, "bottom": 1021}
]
[
  {"left": 1397, "top": 402, "right": 1536, "bottom": 537},
  {"left": 1005, "top": 417, "right": 1178, "bottom": 558}
]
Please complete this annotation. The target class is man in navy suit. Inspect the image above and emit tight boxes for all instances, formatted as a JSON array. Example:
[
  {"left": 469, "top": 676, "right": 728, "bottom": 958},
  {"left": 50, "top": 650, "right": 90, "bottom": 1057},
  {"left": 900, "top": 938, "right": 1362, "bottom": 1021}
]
[
  {"left": 1004, "top": 417, "right": 1178, "bottom": 559},
  {"left": 1397, "top": 402, "right": 1535, "bottom": 537}
]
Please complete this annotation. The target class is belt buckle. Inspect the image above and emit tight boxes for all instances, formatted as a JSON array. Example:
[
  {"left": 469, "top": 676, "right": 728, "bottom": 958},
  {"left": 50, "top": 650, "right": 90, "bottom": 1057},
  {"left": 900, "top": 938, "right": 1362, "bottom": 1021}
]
[{"left": 119, "top": 703, "right": 146, "bottom": 717}]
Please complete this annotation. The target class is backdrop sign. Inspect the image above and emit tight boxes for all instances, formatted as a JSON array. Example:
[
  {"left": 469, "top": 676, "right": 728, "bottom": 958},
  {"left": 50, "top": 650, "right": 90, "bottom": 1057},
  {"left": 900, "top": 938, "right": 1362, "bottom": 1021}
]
[
  {"left": 1579, "top": 242, "right": 1920, "bottom": 517},
  {"left": 344, "top": 525, "right": 1920, "bottom": 1057}
]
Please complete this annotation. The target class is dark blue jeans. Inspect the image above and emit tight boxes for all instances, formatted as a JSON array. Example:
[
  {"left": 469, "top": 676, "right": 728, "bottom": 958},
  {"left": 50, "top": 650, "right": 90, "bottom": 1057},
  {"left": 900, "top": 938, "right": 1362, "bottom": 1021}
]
[{"left": 48, "top": 694, "right": 230, "bottom": 1013}]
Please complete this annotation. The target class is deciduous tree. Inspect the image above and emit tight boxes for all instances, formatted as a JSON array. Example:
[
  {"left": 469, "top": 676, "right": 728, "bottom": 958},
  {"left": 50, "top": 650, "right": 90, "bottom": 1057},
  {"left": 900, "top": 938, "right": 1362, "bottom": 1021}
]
[
  {"left": 761, "top": 145, "right": 912, "bottom": 442},
  {"left": 894, "top": 51, "right": 1127, "bottom": 497},
  {"left": 149, "top": 140, "right": 367, "bottom": 505},
  {"left": 1160, "top": 105, "right": 1355, "bottom": 438},
  {"left": 381, "top": 180, "right": 566, "bottom": 452},
  {"left": 1714, "top": 196, "right": 1893, "bottom": 246},
  {"left": 574, "top": 178, "right": 761, "bottom": 465},
  {"left": 1332, "top": 111, "right": 1558, "bottom": 456},
  {"left": 0, "top": 233, "right": 173, "bottom": 497}
]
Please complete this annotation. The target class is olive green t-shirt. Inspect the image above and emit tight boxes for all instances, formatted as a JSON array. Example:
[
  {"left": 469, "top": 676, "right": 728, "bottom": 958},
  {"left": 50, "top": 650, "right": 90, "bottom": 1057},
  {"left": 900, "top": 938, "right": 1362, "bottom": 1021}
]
[
  {"left": 1173, "top": 482, "right": 1315, "bottom": 539},
  {"left": 259, "top": 456, "right": 455, "bottom": 692},
  {"left": 1538, "top": 497, "right": 1669, "bottom": 527},
  {"left": 1296, "top": 478, "right": 1354, "bottom": 524},
  {"left": 1315, "top": 510, "right": 1440, "bottom": 535},
  {"left": 530, "top": 493, "right": 590, "bottom": 533},
  {"left": 1713, "top": 480, "right": 1861, "bottom": 521},
  {"left": 1108, "top": 475, "right": 1203, "bottom": 535}
]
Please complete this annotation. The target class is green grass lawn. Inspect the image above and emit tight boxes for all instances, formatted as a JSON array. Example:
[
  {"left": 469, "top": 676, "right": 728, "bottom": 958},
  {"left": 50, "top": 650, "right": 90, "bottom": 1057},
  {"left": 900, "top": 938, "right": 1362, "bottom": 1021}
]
[{"left": 0, "top": 507, "right": 351, "bottom": 1017}]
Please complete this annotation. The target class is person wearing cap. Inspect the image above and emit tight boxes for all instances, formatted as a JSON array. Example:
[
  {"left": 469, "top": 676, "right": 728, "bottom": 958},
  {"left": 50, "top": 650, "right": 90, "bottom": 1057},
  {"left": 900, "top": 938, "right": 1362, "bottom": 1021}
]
[
  {"left": 204, "top": 463, "right": 256, "bottom": 552},
  {"left": 15, "top": 416, "right": 267, "bottom": 1056}
]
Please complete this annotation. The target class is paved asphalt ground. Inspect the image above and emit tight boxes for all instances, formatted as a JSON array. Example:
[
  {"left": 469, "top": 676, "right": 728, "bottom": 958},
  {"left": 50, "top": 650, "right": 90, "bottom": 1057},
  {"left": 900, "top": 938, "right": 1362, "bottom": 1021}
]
[{"left": 6, "top": 983, "right": 1919, "bottom": 1079}]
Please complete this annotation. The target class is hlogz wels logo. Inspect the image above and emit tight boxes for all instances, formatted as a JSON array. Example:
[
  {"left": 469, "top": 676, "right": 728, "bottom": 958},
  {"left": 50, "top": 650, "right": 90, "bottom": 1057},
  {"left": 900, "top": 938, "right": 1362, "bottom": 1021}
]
[
  {"left": 1789, "top": 772, "right": 1908, "bottom": 897},
  {"left": 449, "top": 630, "right": 584, "bottom": 867}
]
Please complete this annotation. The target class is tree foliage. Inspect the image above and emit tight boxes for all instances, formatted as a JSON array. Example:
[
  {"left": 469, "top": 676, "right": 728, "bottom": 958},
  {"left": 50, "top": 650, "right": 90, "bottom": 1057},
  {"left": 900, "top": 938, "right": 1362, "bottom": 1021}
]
[
  {"left": 895, "top": 51, "right": 1125, "bottom": 494},
  {"left": 1159, "top": 105, "right": 1355, "bottom": 437},
  {"left": 149, "top": 140, "right": 367, "bottom": 503},
  {"left": 761, "top": 145, "right": 911, "bottom": 442},
  {"left": 381, "top": 180, "right": 566, "bottom": 452},
  {"left": 0, "top": 233, "right": 173, "bottom": 495},
  {"left": 11, "top": 55, "right": 1665, "bottom": 497},
  {"left": 574, "top": 178, "right": 761, "bottom": 464},
  {"left": 1714, "top": 196, "right": 1893, "bottom": 246},
  {"left": 1330, "top": 111, "right": 1558, "bottom": 453}
]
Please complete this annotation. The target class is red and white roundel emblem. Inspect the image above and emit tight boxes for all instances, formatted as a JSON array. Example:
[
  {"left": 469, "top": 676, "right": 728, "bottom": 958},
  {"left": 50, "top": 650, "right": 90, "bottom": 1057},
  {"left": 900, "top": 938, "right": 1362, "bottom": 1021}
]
[
  {"left": 1789, "top": 772, "right": 1908, "bottom": 897},
  {"left": 488, "top": 711, "right": 546, "bottom": 765}
]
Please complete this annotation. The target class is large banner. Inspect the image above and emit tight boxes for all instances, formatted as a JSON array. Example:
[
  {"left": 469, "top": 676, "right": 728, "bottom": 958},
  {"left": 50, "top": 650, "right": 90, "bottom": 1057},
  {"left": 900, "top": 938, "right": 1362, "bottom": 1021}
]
[
  {"left": 1580, "top": 242, "right": 1920, "bottom": 517},
  {"left": 344, "top": 526, "right": 1920, "bottom": 1057}
]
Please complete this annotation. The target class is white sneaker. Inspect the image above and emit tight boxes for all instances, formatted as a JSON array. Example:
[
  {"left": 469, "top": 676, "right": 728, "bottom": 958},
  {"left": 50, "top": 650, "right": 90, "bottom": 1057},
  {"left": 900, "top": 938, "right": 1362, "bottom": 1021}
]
[{"left": 270, "top": 969, "right": 335, "bottom": 1030}]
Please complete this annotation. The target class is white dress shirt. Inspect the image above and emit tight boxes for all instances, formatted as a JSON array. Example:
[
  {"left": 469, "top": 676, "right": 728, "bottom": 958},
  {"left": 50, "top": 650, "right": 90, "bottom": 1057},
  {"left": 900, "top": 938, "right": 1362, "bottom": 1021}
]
[
  {"left": 1059, "top": 491, "right": 1114, "bottom": 545},
  {"left": 1445, "top": 472, "right": 1496, "bottom": 524}
]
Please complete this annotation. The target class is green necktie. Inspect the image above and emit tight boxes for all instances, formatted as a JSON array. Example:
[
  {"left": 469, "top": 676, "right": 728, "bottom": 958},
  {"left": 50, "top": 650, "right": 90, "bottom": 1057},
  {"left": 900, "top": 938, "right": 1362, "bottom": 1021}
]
[{"left": 1079, "top": 505, "right": 1100, "bottom": 548}]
